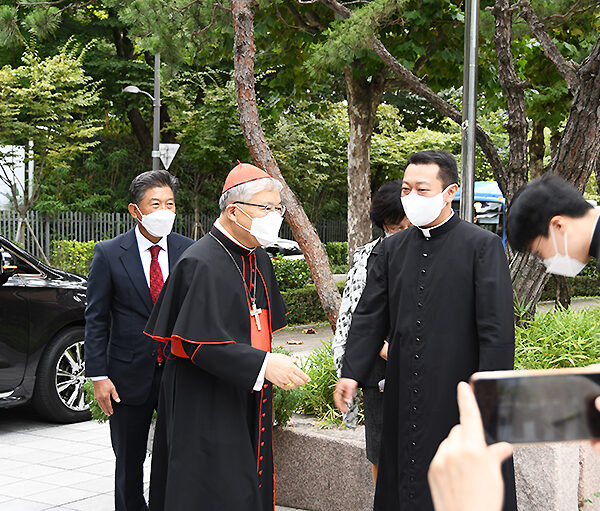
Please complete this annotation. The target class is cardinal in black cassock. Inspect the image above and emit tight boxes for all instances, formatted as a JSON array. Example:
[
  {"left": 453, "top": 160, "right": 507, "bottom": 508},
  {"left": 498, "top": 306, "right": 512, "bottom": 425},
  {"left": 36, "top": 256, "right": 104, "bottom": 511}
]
[
  {"left": 336, "top": 151, "right": 517, "bottom": 511},
  {"left": 144, "top": 163, "right": 308, "bottom": 511}
]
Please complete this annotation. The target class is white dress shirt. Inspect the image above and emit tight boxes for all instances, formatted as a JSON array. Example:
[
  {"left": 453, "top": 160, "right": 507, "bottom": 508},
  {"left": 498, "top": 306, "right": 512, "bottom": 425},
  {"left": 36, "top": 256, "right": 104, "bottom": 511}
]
[
  {"left": 135, "top": 225, "right": 170, "bottom": 285},
  {"left": 213, "top": 220, "right": 269, "bottom": 391},
  {"left": 91, "top": 226, "right": 170, "bottom": 382}
]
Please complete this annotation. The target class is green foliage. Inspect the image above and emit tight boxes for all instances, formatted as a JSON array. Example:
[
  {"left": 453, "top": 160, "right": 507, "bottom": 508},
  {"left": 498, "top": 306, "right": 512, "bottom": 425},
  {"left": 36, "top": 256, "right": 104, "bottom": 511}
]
[
  {"left": 83, "top": 379, "right": 109, "bottom": 423},
  {"left": 280, "top": 282, "right": 345, "bottom": 325},
  {"left": 271, "top": 257, "right": 311, "bottom": 292},
  {"left": 540, "top": 272, "right": 600, "bottom": 302},
  {"left": 325, "top": 242, "right": 347, "bottom": 268},
  {"left": 297, "top": 340, "right": 349, "bottom": 428},
  {"left": 49, "top": 240, "right": 96, "bottom": 276},
  {"left": 272, "top": 345, "right": 304, "bottom": 427},
  {"left": 307, "top": 0, "right": 407, "bottom": 74},
  {"left": 0, "top": 40, "right": 102, "bottom": 209},
  {"left": 515, "top": 308, "right": 600, "bottom": 370}
]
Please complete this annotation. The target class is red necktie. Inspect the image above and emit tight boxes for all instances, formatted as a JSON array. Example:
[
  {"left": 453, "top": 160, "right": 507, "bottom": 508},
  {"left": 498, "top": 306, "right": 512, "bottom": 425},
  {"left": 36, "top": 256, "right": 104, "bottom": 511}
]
[{"left": 149, "top": 245, "right": 165, "bottom": 364}]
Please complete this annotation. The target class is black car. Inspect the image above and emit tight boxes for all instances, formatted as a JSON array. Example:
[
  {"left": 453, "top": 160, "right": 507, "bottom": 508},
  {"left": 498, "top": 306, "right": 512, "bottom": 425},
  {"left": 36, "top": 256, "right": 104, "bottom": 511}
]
[{"left": 0, "top": 235, "right": 90, "bottom": 423}]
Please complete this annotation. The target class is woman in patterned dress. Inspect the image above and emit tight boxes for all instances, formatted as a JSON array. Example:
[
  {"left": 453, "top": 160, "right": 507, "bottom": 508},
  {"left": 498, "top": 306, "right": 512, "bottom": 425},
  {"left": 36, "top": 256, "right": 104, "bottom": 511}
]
[{"left": 332, "top": 180, "right": 410, "bottom": 485}]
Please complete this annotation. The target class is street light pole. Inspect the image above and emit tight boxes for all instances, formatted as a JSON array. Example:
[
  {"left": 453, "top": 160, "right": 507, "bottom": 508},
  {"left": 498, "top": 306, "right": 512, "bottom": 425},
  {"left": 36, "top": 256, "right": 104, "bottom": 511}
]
[
  {"left": 124, "top": 53, "right": 161, "bottom": 170},
  {"left": 152, "top": 53, "right": 161, "bottom": 171},
  {"left": 459, "top": 0, "right": 479, "bottom": 223}
]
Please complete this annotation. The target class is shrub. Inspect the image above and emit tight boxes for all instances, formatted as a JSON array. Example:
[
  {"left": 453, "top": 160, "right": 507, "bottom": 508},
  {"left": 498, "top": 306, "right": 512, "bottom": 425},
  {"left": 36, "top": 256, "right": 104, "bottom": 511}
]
[
  {"left": 83, "top": 379, "right": 109, "bottom": 423},
  {"left": 272, "top": 345, "right": 304, "bottom": 426},
  {"left": 50, "top": 240, "right": 97, "bottom": 276},
  {"left": 271, "top": 256, "right": 311, "bottom": 291},
  {"left": 325, "top": 241, "right": 347, "bottom": 267},
  {"left": 296, "top": 339, "right": 364, "bottom": 428},
  {"left": 515, "top": 307, "right": 600, "bottom": 369},
  {"left": 281, "top": 281, "right": 346, "bottom": 324}
]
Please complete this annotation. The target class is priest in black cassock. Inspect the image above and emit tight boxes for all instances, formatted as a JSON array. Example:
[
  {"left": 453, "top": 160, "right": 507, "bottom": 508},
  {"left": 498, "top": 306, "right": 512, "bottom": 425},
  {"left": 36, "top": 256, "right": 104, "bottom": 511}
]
[
  {"left": 334, "top": 150, "right": 517, "bottom": 511},
  {"left": 144, "top": 163, "right": 310, "bottom": 511}
]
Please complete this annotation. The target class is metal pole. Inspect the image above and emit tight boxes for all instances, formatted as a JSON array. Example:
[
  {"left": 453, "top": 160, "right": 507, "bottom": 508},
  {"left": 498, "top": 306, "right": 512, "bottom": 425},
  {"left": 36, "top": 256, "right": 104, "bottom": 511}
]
[
  {"left": 459, "top": 0, "right": 480, "bottom": 223},
  {"left": 152, "top": 53, "right": 161, "bottom": 170}
]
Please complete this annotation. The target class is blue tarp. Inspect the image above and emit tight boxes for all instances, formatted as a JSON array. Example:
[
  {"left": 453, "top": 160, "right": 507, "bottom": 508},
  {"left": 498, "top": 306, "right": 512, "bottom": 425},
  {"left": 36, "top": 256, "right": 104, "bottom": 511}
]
[{"left": 454, "top": 181, "right": 505, "bottom": 204}]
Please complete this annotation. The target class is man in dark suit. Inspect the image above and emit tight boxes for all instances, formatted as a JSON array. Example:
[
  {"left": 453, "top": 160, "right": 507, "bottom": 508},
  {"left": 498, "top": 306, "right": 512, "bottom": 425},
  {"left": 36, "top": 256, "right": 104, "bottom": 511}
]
[{"left": 85, "top": 169, "right": 194, "bottom": 511}]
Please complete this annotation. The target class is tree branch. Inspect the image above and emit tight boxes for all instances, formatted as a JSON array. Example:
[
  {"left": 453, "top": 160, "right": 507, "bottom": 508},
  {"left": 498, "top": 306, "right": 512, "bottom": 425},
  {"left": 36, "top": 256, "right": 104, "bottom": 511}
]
[
  {"left": 517, "top": 0, "right": 579, "bottom": 93},
  {"left": 490, "top": 0, "right": 529, "bottom": 198},
  {"left": 317, "top": 0, "right": 508, "bottom": 193}
]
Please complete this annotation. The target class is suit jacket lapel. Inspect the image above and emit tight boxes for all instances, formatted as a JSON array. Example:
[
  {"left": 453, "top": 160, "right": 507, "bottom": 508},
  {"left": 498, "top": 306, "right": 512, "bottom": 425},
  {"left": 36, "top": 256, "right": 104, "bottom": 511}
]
[{"left": 120, "top": 229, "right": 153, "bottom": 315}]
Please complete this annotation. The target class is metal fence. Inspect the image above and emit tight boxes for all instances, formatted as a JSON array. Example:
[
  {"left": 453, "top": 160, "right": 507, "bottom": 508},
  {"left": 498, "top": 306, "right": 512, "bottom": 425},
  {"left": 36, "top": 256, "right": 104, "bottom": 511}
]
[{"left": 0, "top": 211, "right": 347, "bottom": 259}]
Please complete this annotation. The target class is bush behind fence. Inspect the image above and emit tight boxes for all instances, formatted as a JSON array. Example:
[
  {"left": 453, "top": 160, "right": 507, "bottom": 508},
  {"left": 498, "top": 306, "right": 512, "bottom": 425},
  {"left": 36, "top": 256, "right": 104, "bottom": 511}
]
[{"left": 0, "top": 210, "right": 347, "bottom": 260}]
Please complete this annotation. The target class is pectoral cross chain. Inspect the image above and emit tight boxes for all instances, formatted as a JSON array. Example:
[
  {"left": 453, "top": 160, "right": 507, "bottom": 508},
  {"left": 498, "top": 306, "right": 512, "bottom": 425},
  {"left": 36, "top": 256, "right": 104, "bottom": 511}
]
[{"left": 250, "top": 301, "right": 262, "bottom": 331}]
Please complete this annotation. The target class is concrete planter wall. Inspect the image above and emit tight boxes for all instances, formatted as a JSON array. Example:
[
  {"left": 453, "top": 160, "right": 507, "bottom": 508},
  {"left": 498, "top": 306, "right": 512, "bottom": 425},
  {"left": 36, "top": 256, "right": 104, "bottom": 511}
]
[{"left": 274, "top": 416, "right": 600, "bottom": 511}]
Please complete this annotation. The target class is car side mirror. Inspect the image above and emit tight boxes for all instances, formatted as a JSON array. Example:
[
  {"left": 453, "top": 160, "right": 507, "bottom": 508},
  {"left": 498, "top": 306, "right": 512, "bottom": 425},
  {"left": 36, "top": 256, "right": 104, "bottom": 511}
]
[{"left": 0, "top": 264, "right": 17, "bottom": 285}]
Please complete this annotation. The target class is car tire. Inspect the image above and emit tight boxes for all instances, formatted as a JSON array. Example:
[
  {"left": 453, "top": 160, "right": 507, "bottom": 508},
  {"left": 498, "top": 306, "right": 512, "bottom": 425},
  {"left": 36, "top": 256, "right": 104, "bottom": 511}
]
[{"left": 32, "top": 327, "right": 91, "bottom": 423}]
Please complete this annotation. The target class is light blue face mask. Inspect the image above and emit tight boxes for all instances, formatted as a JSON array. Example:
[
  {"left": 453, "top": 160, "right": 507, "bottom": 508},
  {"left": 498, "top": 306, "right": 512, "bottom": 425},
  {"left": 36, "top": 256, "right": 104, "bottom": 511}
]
[{"left": 542, "top": 226, "right": 586, "bottom": 277}]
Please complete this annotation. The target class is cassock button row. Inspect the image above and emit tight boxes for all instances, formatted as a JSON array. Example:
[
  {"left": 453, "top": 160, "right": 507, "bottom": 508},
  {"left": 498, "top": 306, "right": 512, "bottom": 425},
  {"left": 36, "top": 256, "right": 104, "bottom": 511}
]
[
  {"left": 261, "top": 442, "right": 265, "bottom": 446},
  {"left": 419, "top": 286, "right": 424, "bottom": 291},
  {"left": 262, "top": 398, "right": 267, "bottom": 403},
  {"left": 262, "top": 413, "right": 266, "bottom": 417},
  {"left": 410, "top": 458, "right": 416, "bottom": 464},
  {"left": 413, "top": 388, "right": 418, "bottom": 394},
  {"left": 259, "top": 470, "right": 263, "bottom": 475},
  {"left": 416, "top": 336, "right": 421, "bottom": 342},
  {"left": 422, "top": 253, "right": 428, "bottom": 257},
  {"left": 263, "top": 384, "right": 268, "bottom": 389},
  {"left": 412, "top": 424, "right": 417, "bottom": 429},
  {"left": 260, "top": 456, "right": 263, "bottom": 461},
  {"left": 421, "top": 269, "right": 426, "bottom": 274},
  {"left": 413, "top": 371, "right": 419, "bottom": 378},
  {"left": 412, "top": 406, "right": 418, "bottom": 412},
  {"left": 261, "top": 427, "right": 265, "bottom": 432},
  {"left": 411, "top": 441, "right": 416, "bottom": 447},
  {"left": 410, "top": 476, "right": 415, "bottom": 482},
  {"left": 414, "top": 354, "right": 420, "bottom": 360},
  {"left": 416, "top": 320, "right": 421, "bottom": 326},
  {"left": 417, "top": 302, "right": 423, "bottom": 308},
  {"left": 409, "top": 492, "right": 415, "bottom": 499},
  {"left": 259, "top": 484, "right": 262, "bottom": 488}
]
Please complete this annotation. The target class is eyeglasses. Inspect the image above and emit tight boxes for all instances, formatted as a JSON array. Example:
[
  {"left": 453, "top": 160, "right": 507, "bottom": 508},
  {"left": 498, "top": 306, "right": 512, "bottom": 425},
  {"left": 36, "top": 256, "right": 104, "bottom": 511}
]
[{"left": 234, "top": 201, "right": 286, "bottom": 216}]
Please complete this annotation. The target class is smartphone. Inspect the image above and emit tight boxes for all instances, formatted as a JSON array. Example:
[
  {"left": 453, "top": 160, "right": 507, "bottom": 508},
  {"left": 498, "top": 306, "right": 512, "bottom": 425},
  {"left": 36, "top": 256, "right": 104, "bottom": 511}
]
[{"left": 470, "top": 368, "right": 600, "bottom": 444}]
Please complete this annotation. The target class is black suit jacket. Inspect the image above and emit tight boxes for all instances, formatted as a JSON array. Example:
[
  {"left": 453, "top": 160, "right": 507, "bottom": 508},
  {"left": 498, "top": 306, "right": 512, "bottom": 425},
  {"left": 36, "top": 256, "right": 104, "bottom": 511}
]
[{"left": 85, "top": 228, "right": 194, "bottom": 405}]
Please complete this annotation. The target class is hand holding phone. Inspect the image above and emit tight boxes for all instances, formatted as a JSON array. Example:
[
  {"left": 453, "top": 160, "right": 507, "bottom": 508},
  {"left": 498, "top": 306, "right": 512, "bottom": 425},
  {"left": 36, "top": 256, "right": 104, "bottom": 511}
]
[{"left": 471, "top": 368, "right": 600, "bottom": 444}]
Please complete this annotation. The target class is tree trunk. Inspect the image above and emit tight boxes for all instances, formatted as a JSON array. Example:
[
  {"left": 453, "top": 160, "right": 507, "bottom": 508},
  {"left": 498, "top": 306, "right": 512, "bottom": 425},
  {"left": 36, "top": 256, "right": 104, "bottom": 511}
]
[
  {"left": 491, "top": 0, "right": 529, "bottom": 201},
  {"left": 550, "top": 37, "right": 600, "bottom": 191},
  {"left": 529, "top": 120, "right": 545, "bottom": 179},
  {"left": 510, "top": 251, "right": 549, "bottom": 319},
  {"left": 344, "top": 64, "right": 386, "bottom": 264},
  {"left": 554, "top": 275, "right": 571, "bottom": 309},
  {"left": 231, "top": 0, "right": 341, "bottom": 329}
]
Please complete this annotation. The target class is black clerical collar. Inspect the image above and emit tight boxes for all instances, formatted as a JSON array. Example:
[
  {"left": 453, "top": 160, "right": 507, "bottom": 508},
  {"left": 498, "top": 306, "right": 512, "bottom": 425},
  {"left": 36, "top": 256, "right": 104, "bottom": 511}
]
[
  {"left": 210, "top": 224, "right": 255, "bottom": 256},
  {"left": 589, "top": 217, "right": 600, "bottom": 259},
  {"left": 417, "top": 212, "right": 460, "bottom": 238}
]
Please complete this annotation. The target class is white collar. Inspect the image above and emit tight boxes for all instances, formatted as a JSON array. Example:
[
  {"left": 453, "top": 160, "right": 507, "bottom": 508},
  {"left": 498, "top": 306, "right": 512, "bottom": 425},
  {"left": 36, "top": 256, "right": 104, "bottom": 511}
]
[
  {"left": 214, "top": 219, "right": 255, "bottom": 252},
  {"left": 418, "top": 211, "right": 455, "bottom": 238},
  {"left": 135, "top": 224, "right": 168, "bottom": 252}
]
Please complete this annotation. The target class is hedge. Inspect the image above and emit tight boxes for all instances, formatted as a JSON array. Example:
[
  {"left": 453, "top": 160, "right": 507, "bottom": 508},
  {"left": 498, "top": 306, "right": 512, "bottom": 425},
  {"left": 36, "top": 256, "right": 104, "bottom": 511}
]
[{"left": 281, "top": 281, "right": 346, "bottom": 324}]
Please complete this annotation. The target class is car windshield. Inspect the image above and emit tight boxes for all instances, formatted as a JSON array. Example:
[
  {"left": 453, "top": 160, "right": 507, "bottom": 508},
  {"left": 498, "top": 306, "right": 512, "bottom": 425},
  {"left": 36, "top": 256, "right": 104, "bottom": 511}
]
[{"left": 1, "top": 242, "right": 40, "bottom": 276}]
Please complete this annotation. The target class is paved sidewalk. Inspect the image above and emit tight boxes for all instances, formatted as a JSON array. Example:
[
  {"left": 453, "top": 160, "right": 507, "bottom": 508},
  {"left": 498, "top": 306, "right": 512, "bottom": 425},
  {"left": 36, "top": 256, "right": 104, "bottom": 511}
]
[{"left": 0, "top": 407, "right": 307, "bottom": 510}]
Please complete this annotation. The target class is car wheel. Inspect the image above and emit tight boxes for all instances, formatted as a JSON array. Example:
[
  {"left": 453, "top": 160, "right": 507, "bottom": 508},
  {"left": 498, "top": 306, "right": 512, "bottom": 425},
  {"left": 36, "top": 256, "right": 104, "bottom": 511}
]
[{"left": 32, "top": 327, "right": 91, "bottom": 423}]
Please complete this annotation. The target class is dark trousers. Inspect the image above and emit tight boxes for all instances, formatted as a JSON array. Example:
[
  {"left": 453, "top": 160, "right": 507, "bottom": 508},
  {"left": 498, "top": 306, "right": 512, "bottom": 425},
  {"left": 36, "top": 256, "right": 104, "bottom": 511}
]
[{"left": 110, "top": 364, "right": 163, "bottom": 511}]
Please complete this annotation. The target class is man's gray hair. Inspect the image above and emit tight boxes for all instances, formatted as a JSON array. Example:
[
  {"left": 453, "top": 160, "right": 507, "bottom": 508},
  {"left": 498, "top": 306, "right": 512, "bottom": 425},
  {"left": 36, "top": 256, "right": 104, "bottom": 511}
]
[{"left": 219, "top": 177, "right": 283, "bottom": 212}]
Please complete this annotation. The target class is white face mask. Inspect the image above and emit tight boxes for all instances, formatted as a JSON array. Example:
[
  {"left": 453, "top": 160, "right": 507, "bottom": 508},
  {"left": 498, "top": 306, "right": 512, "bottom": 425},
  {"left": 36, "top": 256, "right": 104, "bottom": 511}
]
[
  {"left": 542, "top": 226, "right": 586, "bottom": 277},
  {"left": 135, "top": 205, "right": 176, "bottom": 238},
  {"left": 235, "top": 206, "right": 283, "bottom": 246},
  {"left": 401, "top": 186, "right": 449, "bottom": 227}
]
